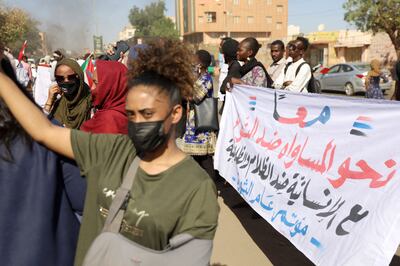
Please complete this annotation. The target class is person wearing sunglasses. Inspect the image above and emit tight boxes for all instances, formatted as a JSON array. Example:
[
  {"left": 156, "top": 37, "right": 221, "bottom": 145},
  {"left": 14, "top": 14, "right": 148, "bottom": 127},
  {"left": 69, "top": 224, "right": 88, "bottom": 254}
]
[
  {"left": 274, "top": 37, "right": 312, "bottom": 93},
  {"left": 44, "top": 58, "right": 92, "bottom": 129},
  {"left": 0, "top": 39, "right": 219, "bottom": 266}
]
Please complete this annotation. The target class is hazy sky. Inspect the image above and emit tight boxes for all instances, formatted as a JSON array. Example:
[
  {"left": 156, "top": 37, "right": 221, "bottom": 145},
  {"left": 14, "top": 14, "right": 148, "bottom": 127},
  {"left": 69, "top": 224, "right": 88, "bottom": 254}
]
[{"left": 4, "top": 0, "right": 352, "bottom": 51}]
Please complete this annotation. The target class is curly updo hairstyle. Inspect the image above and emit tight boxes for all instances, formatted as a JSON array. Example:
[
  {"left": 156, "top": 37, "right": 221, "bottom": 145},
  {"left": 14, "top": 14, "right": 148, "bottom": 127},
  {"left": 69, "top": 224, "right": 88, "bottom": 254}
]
[{"left": 128, "top": 38, "right": 195, "bottom": 105}]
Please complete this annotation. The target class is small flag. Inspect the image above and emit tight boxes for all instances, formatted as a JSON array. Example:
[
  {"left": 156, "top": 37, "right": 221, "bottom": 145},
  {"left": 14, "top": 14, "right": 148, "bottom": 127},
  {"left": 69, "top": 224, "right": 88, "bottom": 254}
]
[
  {"left": 350, "top": 116, "right": 373, "bottom": 137},
  {"left": 17, "top": 40, "right": 27, "bottom": 62},
  {"left": 81, "top": 54, "right": 94, "bottom": 88}
]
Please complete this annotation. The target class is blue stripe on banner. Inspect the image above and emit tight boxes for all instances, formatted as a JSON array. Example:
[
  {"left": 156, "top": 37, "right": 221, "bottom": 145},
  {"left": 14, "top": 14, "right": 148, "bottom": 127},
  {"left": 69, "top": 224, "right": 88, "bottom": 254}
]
[
  {"left": 249, "top": 101, "right": 257, "bottom": 106},
  {"left": 310, "top": 237, "right": 322, "bottom": 249},
  {"left": 353, "top": 122, "right": 372, "bottom": 130}
]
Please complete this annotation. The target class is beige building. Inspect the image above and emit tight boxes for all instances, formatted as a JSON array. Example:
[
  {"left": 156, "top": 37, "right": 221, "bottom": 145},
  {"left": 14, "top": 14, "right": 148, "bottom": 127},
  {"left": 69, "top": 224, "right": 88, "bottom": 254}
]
[
  {"left": 119, "top": 25, "right": 136, "bottom": 41},
  {"left": 304, "top": 30, "right": 397, "bottom": 68},
  {"left": 175, "top": 0, "right": 288, "bottom": 45}
]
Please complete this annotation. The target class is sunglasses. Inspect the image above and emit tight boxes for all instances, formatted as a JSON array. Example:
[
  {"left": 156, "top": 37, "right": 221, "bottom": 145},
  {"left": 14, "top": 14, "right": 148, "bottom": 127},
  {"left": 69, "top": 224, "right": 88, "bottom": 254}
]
[{"left": 55, "top": 74, "right": 78, "bottom": 83}]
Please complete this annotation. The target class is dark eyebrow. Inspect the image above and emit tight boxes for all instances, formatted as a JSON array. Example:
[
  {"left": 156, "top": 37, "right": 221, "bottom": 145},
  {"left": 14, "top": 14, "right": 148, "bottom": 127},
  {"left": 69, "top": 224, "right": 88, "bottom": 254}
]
[{"left": 125, "top": 108, "right": 156, "bottom": 114}]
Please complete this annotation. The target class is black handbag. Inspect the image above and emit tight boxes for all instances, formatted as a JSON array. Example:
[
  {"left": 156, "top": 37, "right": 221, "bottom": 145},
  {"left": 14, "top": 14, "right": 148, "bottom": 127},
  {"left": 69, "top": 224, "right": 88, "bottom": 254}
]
[{"left": 193, "top": 97, "right": 219, "bottom": 133}]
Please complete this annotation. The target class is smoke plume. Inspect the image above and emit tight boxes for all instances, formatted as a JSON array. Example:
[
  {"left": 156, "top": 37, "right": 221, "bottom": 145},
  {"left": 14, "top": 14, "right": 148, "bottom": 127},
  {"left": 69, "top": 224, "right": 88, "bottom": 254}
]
[{"left": 33, "top": 0, "right": 95, "bottom": 55}]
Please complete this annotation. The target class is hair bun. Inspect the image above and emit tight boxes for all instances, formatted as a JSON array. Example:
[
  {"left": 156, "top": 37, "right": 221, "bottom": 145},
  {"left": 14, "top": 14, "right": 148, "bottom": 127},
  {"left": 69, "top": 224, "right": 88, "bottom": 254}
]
[{"left": 128, "top": 39, "right": 195, "bottom": 100}]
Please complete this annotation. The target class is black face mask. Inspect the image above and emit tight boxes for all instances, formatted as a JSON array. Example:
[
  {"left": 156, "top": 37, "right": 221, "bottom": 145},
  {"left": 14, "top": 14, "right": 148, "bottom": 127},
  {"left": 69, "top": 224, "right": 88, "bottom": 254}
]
[
  {"left": 58, "top": 80, "right": 80, "bottom": 100},
  {"left": 128, "top": 119, "right": 169, "bottom": 157}
]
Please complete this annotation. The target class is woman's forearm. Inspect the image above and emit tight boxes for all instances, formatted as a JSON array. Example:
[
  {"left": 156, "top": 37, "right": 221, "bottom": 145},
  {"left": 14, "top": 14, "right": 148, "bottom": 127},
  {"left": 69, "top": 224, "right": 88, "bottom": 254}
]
[{"left": 0, "top": 73, "right": 74, "bottom": 158}]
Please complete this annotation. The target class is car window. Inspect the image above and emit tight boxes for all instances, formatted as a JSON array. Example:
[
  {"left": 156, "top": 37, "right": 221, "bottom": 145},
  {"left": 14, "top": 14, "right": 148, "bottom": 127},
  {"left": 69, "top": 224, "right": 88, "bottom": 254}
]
[
  {"left": 327, "top": 65, "right": 340, "bottom": 74},
  {"left": 341, "top": 65, "right": 353, "bottom": 72},
  {"left": 354, "top": 64, "right": 370, "bottom": 72}
]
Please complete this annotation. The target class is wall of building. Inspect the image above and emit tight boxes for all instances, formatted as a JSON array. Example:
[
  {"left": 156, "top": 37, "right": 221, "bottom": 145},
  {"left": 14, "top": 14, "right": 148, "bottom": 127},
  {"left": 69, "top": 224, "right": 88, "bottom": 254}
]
[
  {"left": 177, "top": 0, "right": 288, "bottom": 45},
  {"left": 369, "top": 32, "right": 397, "bottom": 65}
]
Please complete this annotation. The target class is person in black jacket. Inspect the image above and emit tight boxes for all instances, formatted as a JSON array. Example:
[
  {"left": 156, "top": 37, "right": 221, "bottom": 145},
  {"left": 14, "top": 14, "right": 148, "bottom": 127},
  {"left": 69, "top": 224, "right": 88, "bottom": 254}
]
[
  {"left": 392, "top": 60, "right": 400, "bottom": 101},
  {"left": 220, "top": 38, "right": 241, "bottom": 95}
]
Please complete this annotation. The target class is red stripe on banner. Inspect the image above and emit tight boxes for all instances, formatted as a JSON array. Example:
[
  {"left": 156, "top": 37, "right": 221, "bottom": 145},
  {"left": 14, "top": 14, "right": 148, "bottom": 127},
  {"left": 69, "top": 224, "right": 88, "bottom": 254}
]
[{"left": 357, "top": 116, "right": 372, "bottom": 122}]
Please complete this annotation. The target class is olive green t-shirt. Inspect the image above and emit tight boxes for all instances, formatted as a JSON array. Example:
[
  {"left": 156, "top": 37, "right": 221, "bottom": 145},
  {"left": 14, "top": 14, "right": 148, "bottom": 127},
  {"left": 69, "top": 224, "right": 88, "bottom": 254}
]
[{"left": 71, "top": 130, "right": 219, "bottom": 266}]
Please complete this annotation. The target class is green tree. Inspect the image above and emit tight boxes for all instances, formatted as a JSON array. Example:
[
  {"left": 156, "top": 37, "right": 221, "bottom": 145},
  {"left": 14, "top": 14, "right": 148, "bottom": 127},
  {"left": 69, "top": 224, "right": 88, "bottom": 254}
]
[
  {"left": 0, "top": 7, "right": 29, "bottom": 45},
  {"left": 0, "top": 6, "right": 42, "bottom": 56},
  {"left": 343, "top": 0, "right": 400, "bottom": 59},
  {"left": 9, "top": 18, "right": 41, "bottom": 56},
  {"left": 129, "top": 1, "right": 178, "bottom": 38}
]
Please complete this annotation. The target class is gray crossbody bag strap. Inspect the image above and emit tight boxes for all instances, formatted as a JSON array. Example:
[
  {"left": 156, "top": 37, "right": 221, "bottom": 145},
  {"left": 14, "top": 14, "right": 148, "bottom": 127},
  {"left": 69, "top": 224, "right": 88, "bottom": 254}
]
[{"left": 102, "top": 157, "right": 140, "bottom": 233}]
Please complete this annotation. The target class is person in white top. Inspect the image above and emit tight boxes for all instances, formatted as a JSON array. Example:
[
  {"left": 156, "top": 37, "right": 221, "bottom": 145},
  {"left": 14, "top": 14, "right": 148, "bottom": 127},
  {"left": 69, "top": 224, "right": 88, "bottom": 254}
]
[
  {"left": 217, "top": 37, "right": 230, "bottom": 101},
  {"left": 267, "top": 40, "right": 286, "bottom": 83},
  {"left": 274, "top": 37, "right": 311, "bottom": 93}
]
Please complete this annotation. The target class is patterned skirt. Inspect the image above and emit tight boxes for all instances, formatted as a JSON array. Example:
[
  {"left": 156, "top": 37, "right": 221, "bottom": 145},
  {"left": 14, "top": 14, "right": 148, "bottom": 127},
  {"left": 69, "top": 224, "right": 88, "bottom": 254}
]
[
  {"left": 365, "top": 85, "right": 384, "bottom": 99},
  {"left": 176, "top": 109, "right": 217, "bottom": 156}
]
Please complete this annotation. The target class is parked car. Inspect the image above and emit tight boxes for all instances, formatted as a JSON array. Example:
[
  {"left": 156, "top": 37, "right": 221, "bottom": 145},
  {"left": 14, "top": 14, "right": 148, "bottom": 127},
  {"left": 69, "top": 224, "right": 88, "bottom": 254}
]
[{"left": 315, "top": 63, "right": 392, "bottom": 96}]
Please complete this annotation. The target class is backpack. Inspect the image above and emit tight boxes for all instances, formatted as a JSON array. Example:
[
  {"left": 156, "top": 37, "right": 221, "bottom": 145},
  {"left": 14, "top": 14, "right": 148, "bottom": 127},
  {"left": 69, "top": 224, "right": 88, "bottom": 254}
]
[
  {"left": 284, "top": 61, "right": 320, "bottom": 93},
  {"left": 16, "top": 62, "right": 30, "bottom": 88}
]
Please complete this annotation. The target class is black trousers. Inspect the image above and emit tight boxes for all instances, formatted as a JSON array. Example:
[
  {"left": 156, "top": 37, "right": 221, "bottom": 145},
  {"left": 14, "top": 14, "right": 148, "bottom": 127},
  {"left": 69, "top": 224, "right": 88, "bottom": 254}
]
[{"left": 193, "top": 155, "right": 216, "bottom": 181}]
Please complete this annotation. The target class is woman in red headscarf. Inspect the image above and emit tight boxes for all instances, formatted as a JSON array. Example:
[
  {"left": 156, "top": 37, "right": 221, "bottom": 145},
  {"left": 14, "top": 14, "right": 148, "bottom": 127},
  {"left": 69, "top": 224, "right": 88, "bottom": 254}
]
[{"left": 80, "top": 60, "right": 128, "bottom": 134}]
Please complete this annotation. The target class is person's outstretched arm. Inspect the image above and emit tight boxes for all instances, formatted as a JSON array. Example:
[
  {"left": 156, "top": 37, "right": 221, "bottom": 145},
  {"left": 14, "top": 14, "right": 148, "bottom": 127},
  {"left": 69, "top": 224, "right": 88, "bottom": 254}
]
[{"left": 0, "top": 71, "right": 74, "bottom": 159}]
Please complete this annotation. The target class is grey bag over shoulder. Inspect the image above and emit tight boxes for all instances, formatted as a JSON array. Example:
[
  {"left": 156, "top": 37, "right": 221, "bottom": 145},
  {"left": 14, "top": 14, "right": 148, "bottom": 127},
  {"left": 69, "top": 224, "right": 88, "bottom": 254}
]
[{"left": 82, "top": 157, "right": 213, "bottom": 266}]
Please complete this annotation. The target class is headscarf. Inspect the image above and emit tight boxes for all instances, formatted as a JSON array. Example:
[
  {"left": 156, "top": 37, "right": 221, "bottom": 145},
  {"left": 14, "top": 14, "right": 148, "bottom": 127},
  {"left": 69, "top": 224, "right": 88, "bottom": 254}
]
[
  {"left": 52, "top": 58, "right": 92, "bottom": 129},
  {"left": 368, "top": 59, "right": 381, "bottom": 78},
  {"left": 80, "top": 60, "right": 128, "bottom": 134}
]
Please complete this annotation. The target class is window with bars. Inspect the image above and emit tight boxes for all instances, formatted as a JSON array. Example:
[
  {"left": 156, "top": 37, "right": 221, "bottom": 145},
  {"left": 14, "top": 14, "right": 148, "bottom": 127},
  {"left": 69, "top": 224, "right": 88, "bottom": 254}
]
[{"left": 205, "top": 12, "right": 216, "bottom": 23}]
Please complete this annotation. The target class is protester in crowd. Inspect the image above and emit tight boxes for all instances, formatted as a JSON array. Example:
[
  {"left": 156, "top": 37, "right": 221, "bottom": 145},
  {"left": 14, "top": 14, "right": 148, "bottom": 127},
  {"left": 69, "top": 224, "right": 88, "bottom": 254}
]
[
  {"left": 177, "top": 50, "right": 218, "bottom": 180},
  {"left": 391, "top": 59, "right": 400, "bottom": 101},
  {"left": 44, "top": 58, "right": 92, "bottom": 129},
  {"left": 53, "top": 50, "right": 65, "bottom": 62},
  {"left": 0, "top": 39, "right": 219, "bottom": 266},
  {"left": 285, "top": 40, "right": 294, "bottom": 62},
  {"left": 80, "top": 60, "right": 128, "bottom": 134},
  {"left": 365, "top": 59, "right": 387, "bottom": 99},
  {"left": 48, "top": 50, "right": 65, "bottom": 80},
  {"left": 21, "top": 55, "right": 32, "bottom": 81},
  {"left": 0, "top": 51, "right": 85, "bottom": 266},
  {"left": 33, "top": 58, "right": 53, "bottom": 108},
  {"left": 3, "top": 47, "right": 16, "bottom": 71},
  {"left": 217, "top": 37, "right": 231, "bottom": 101},
  {"left": 219, "top": 38, "right": 241, "bottom": 96},
  {"left": 268, "top": 40, "right": 286, "bottom": 83},
  {"left": 231, "top": 37, "right": 273, "bottom": 88},
  {"left": 15, "top": 57, "right": 30, "bottom": 88},
  {"left": 274, "top": 37, "right": 312, "bottom": 93}
]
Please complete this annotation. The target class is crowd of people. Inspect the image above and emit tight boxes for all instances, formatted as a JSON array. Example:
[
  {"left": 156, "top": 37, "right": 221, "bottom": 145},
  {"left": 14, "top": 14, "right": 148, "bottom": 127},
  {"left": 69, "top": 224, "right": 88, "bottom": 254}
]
[{"left": 0, "top": 34, "right": 400, "bottom": 266}]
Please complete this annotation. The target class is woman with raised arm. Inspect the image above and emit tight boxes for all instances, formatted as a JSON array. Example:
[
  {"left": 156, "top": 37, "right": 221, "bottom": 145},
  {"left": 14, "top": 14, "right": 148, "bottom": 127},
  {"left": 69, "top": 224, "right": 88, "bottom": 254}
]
[
  {"left": 0, "top": 40, "right": 219, "bottom": 266},
  {"left": 0, "top": 49, "right": 86, "bottom": 266}
]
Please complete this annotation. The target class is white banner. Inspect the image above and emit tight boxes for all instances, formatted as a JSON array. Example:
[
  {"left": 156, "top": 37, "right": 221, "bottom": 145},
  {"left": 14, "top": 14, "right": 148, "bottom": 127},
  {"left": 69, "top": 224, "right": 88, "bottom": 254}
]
[{"left": 215, "top": 85, "right": 400, "bottom": 266}]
